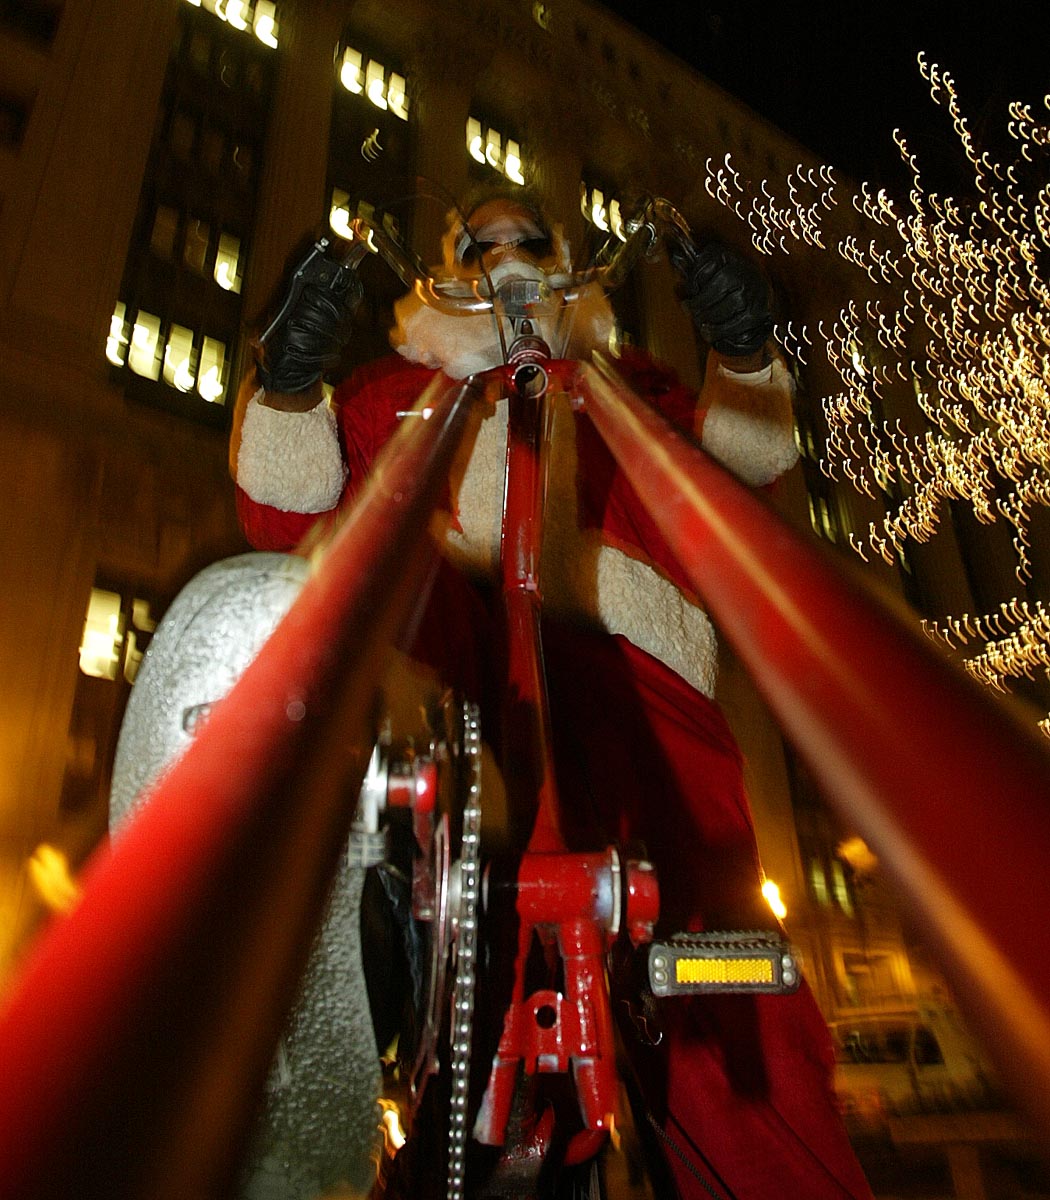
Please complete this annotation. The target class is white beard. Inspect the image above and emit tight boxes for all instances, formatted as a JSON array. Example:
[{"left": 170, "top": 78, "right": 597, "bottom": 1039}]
[{"left": 390, "top": 280, "right": 618, "bottom": 380}]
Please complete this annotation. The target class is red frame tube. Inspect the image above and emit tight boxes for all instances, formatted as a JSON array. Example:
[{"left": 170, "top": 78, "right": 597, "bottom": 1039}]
[
  {"left": 499, "top": 381, "right": 564, "bottom": 853},
  {"left": 579, "top": 354, "right": 1050, "bottom": 1145},
  {"left": 0, "top": 375, "right": 482, "bottom": 1200},
  {"left": 477, "top": 362, "right": 629, "bottom": 1160}
]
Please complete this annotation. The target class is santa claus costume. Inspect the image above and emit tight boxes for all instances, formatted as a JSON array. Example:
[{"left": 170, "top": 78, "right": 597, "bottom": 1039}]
[{"left": 232, "top": 194, "right": 873, "bottom": 1199}]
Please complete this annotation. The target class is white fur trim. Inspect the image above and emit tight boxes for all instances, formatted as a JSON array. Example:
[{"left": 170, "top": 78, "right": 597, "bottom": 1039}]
[
  {"left": 441, "top": 400, "right": 506, "bottom": 572},
  {"left": 393, "top": 298, "right": 510, "bottom": 379},
  {"left": 236, "top": 389, "right": 347, "bottom": 513},
  {"left": 392, "top": 282, "right": 616, "bottom": 380},
  {"left": 593, "top": 544, "right": 718, "bottom": 697},
  {"left": 700, "top": 357, "right": 800, "bottom": 487},
  {"left": 439, "top": 392, "right": 719, "bottom": 697}
]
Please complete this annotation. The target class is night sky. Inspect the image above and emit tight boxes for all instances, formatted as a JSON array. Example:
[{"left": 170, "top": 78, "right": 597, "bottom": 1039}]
[{"left": 596, "top": 1, "right": 1049, "bottom": 191}]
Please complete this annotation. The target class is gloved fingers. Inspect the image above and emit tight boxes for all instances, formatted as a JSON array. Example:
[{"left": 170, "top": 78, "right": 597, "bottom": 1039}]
[
  {"left": 667, "top": 234, "right": 773, "bottom": 356},
  {"left": 685, "top": 278, "right": 760, "bottom": 327},
  {"left": 258, "top": 273, "right": 361, "bottom": 394}
]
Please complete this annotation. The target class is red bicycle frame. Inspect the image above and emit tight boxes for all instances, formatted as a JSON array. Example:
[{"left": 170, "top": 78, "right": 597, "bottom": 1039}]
[{"left": 469, "top": 358, "right": 659, "bottom": 1173}]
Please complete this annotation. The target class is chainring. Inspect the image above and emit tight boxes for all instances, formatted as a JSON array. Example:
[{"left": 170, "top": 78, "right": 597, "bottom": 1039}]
[{"left": 397, "top": 698, "right": 482, "bottom": 1200}]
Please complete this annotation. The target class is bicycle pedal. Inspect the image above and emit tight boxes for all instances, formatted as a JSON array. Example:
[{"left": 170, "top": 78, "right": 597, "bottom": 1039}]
[{"left": 646, "top": 931, "right": 801, "bottom": 997}]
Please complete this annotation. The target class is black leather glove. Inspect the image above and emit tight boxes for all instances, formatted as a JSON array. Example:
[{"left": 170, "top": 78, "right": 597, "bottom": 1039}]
[
  {"left": 257, "top": 241, "right": 363, "bottom": 394},
  {"left": 667, "top": 236, "right": 773, "bottom": 357}
]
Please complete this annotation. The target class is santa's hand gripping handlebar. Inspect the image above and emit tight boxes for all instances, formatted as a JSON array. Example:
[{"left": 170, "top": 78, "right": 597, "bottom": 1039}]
[
  {"left": 255, "top": 197, "right": 772, "bottom": 397},
  {"left": 255, "top": 237, "right": 368, "bottom": 395}
]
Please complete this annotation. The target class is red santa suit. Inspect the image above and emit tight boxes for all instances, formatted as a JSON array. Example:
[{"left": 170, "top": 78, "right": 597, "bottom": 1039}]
[{"left": 232, "top": 281, "right": 872, "bottom": 1198}]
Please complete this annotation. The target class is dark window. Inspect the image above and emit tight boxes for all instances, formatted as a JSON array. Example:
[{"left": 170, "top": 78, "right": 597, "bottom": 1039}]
[
  {"left": 110, "top": 3, "right": 277, "bottom": 426},
  {"left": 0, "top": 0, "right": 61, "bottom": 43},
  {"left": 837, "top": 1025, "right": 910, "bottom": 1064},
  {"left": 0, "top": 92, "right": 29, "bottom": 148},
  {"left": 913, "top": 1026, "right": 944, "bottom": 1066}
]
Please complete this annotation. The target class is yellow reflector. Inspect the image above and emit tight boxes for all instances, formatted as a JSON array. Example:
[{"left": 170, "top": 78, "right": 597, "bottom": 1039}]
[{"left": 675, "top": 957, "right": 775, "bottom": 986}]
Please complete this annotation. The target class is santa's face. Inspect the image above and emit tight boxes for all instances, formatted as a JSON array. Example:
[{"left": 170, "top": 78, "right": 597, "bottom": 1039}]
[
  {"left": 451, "top": 199, "right": 560, "bottom": 282},
  {"left": 391, "top": 197, "right": 616, "bottom": 379}
]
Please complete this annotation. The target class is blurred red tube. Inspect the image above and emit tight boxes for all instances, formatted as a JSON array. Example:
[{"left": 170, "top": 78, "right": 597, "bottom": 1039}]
[
  {"left": 580, "top": 353, "right": 1050, "bottom": 1147},
  {"left": 0, "top": 374, "right": 481, "bottom": 1200}
]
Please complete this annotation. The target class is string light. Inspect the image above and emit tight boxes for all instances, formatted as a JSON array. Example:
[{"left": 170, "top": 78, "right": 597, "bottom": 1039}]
[{"left": 703, "top": 59, "right": 1050, "bottom": 732}]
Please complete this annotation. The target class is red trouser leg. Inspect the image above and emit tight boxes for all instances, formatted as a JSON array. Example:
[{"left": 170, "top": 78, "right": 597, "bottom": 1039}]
[{"left": 543, "top": 628, "right": 873, "bottom": 1199}]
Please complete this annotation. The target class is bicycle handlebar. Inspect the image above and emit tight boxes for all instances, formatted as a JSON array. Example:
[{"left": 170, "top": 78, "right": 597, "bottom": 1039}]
[
  {"left": 349, "top": 196, "right": 690, "bottom": 317},
  {"left": 256, "top": 197, "right": 693, "bottom": 362}
]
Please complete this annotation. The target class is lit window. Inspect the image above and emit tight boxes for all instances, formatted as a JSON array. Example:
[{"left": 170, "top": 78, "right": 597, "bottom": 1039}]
[
  {"left": 793, "top": 419, "right": 817, "bottom": 459},
  {"left": 808, "top": 493, "right": 837, "bottom": 542},
  {"left": 124, "top": 600, "right": 157, "bottom": 684},
  {"left": 254, "top": 0, "right": 278, "bottom": 48},
  {"left": 163, "top": 324, "right": 197, "bottom": 392},
  {"left": 338, "top": 47, "right": 408, "bottom": 120},
  {"left": 581, "top": 184, "right": 628, "bottom": 241},
  {"left": 532, "top": 2, "right": 552, "bottom": 29},
  {"left": 79, "top": 591, "right": 157, "bottom": 682},
  {"left": 107, "top": 302, "right": 229, "bottom": 404},
  {"left": 339, "top": 47, "right": 363, "bottom": 94},
  {"left": 214, "top": 232, "right": 242, "bottom": 292},
  {"left": 133, "top": 598, "right": 156, "bottom": 633},
  {"left": 820, "top": 496, "right": 837, "bottom": 542},
  {"left": 329, "top": 188, "right": 353, "bottom": 239},
  {"left": 223, "top": 0, "right": 249, "bottom": 31},
  {"left": 128, "top": 311, "right": 162, "bottom": 379},
  {"left": 198, "top": 337, "right": 227, "bottom": 402},
  {"left": 328, "top": 189, "right": 379, "bottom": 249},
  {"left": 504, "top": 139, "right": 525, "bottom": 185},
  {"left": 831, "top": 859, "right": 854, "bottom": 917},
  {"left": 484, "top": 128, "right": 501, "bottom": 169},
  {"left": 185, "top": 0, "right": 278, "bottom": 48},
  {"left": 365, "top": 59, "right": 387, "bottom": 110},
  {"left": 467, "top": 117, "right": 485, "bottom": 164},
  {"left": 809, "top": 858, "right": 829, "bottom": 905},
  {"left": 106, "top": 302, "right": 128, "bottom": 367},
  {"left": 466, "top": 117, "right": 525, "bottom": 185},
  {"left": 387, "top": 72, "right": 408, "bottom": 121},
  {"left": 79, "top": 589, "right": 123, "bottom": 679},
  {"left": 28, "top": 844, "right": 81, "bottom": 914}
]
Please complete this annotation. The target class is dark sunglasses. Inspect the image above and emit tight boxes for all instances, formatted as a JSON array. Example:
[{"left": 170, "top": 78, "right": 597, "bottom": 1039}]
[{"left": 457, "top": 234, "right": 553, "bottom": 267}]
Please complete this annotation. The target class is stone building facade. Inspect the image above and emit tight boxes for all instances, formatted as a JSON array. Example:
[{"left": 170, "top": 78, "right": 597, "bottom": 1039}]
[{"left": 1, "top": 0, "right": 979, "bottom": 1043}]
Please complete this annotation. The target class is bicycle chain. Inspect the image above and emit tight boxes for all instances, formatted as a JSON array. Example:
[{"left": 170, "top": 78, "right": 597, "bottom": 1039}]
[{"left": 447, "top": 701, "right": 482, "bottom": 1200}]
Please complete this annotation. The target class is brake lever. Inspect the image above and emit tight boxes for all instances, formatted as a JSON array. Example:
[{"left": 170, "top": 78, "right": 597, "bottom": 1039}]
[{"left": 257, "top": 235, "right": 370, "bottom": 346}]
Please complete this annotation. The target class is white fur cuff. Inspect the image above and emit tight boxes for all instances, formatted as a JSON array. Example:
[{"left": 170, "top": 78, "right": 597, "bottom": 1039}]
[
  {"left": 593, "top": 545, "right": 718, "bottom": 697},
  {"left": 701, "top": 358, "right": 800, "bottom": 487},
  {"left": 236, "top": 389, "right": 348, "bottom": 513}
]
